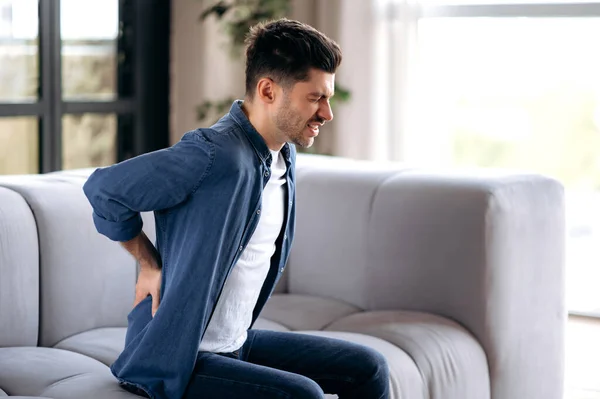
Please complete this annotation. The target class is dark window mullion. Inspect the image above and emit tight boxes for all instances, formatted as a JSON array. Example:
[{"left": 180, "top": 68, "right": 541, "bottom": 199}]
[
  {"left": 62, "top": 99, "right": 135, "bottom": 114},
  {"left": 50, "top": 0, "right": 62, "bottom": 172},
  {"left": 39, "top": 0, "right": 62, "bottom": 173},
  {"left": 117, "top": 0, "right": 135, "bottom": 162},
  {"left": 131, "top": 0, "right": 170, "bottom": 157},
  {"left": 0, "top": 103, "right": 43, "bottom": 117},
  {"left": 39, "top": 0, "right": 50, "bottom": 172}
]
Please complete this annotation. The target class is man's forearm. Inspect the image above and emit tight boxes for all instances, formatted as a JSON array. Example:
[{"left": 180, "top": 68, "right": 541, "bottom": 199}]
[{"left": 121, "top": 231, "right": 161, "bottom": 269}]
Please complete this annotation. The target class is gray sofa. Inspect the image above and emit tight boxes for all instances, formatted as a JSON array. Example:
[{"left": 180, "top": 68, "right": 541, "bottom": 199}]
[{"left": 0, "top": 153, "right": 565, "bottom": 399}]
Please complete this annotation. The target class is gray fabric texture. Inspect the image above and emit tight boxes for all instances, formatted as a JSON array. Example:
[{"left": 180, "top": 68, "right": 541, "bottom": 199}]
[
  {"left": 252, "top": 318, "right": 291, "bottom": 332},
  {"left": 0, "top": 176, "right": 155, "bottom": 347},
  {"left": 0, "top": 187, "right": 39, "bottom": 347},
  {"left": 364, "top": 171, "right": 565, "bottom": 399},
  {"left": 258, "top": 294, "right": 361, "bottom": 331},
  {"left": 288, "top": 163, "right": 565, "bottom": 399},
  {"left": 288, "top": 166, "right": 403, "bottom": 305},
  {"left": 0, "top": 159, "right": 565, "bottom": 399},
  {"left": 326, "top": 310, "right": 490, "bottom": 399},
  {"left": 0, "top": 347, "right": 138, "bottom": 398},
  {"left": 54, "top": 327, "right": 127, "bottom": 366}
]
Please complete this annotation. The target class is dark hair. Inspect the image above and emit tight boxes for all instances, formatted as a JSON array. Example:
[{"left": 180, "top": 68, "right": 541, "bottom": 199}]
[{"left": 244, "top": 18, "right": 342, "bottom": 99}]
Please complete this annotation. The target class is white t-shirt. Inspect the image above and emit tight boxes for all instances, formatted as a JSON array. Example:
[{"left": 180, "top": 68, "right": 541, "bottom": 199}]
[{"left": 199, "top": 150, "right": 287, "bottom": 353}]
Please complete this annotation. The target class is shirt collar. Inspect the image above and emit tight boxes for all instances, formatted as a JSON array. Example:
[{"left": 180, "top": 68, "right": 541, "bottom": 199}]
[{"left": 229, "top": 100, "right": 291, "bottom": 165}]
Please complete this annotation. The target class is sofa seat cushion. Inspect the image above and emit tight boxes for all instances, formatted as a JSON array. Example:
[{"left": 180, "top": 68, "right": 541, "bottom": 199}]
[
  {"left": 0, "top": 347, "right": 138, "bottom": 398},
  {"left": 0, "top": 386, "right": 52, "bottom": 398},
  {"left": 54, "top": 327, "right": 126, "bottom": 366},
  {"left": 325, "top": 310, "right": 491, "bottom": 399},
  {"left": 259, "top": 294, "right": 361, "bottom": 330},
  {"left": 252, "top": 318, "right": 291, "bottom": 332}
]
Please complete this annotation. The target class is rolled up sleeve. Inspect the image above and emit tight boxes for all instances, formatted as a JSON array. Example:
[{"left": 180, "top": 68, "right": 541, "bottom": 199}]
[{"left": 83, "top": 130, "right": 214, "bottom": 241}]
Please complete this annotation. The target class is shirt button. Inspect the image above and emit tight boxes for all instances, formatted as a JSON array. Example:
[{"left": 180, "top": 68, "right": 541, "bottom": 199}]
[
  {"left": 284, "top": 234, "right": 287, "bottom": 240},
  {"left": 289, "top": 200, "right": 293, "bottom": 206},
  {"left": 280, "top": 268, "right": 284, "bottom": 272},
  {"left": 264, "top": 171, "right": 270, "bottom": 177},
  {"left": 257, "top": 209, "right": 261, "bottom": 215},
  {"left": 239, "top": 245, "right": 243, "bottom": 251}
]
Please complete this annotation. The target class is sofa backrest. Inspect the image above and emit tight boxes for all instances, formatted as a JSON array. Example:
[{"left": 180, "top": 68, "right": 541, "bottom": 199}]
[
  {"left": 289, "top": 155, "right": 410, "bottom": 310},
  {"left": 0, "top": 154, "right": 412, "bottom": 346},
  {"left": 0, "top": 174, "right": 155, "bottom": 347},
  {"left": 0, "top": 186, "right": 39, "bottom": 347}
]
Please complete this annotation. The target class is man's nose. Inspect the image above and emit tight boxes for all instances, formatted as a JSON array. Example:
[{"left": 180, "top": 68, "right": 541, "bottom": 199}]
[{"left": 318, "top": 101, "right": 334, "bottom": 122}]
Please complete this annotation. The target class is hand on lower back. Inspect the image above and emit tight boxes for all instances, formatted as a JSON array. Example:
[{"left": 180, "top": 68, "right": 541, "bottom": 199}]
[
  {"left": 134, "top": 262, "right": 162, "bottom": 317},
  {"left": 120, "top": 231, "right": 162, "bottom": 317}
]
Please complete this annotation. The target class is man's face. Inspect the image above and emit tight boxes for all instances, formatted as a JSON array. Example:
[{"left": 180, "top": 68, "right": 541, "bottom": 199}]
[{"left": 272, "top": 69, "right": 335, "bottom": 148}]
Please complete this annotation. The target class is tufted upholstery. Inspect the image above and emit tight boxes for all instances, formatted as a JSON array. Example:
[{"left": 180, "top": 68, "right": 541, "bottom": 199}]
[{"left": 0, "top": 153, "right": 565, "bottom": 398}]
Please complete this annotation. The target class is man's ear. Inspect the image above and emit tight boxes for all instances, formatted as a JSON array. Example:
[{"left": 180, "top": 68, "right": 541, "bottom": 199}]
[{"left": 256, "top": 78, "right": 277, "bottom": 104}]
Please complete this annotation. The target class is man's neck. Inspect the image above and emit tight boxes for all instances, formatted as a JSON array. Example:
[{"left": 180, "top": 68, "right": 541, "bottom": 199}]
[{"left": 241, "top": 100, "right": 285, "bottom": 151}]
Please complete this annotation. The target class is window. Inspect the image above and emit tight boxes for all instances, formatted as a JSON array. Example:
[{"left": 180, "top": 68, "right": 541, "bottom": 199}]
[
  {"left": 0, "top": 117, "right": 38, "bottom": 174},
  {"left": 403, "top": 6, "right": 600, "bottom": 395},
  {"left": 408, "top": 1, "right": 600, "bottom": 318},
  {"left": 0, "top": 0, "right": 170, "bottom": 174},
  {"left": 0, "top": 0, "right": 38, "bottom": 103}
]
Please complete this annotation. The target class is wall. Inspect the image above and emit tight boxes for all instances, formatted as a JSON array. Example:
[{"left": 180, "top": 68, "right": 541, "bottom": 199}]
[{"left": 170, "top": 0, "right": 243, "bottom": 144}]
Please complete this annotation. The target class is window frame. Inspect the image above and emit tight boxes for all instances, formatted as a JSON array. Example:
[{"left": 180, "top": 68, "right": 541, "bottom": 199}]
[
  {"left": 0, "top": 0, "right": 170, "bottom": 173},
  {"left": 420, "top": 2, "right": 600, "bottom": 17}
]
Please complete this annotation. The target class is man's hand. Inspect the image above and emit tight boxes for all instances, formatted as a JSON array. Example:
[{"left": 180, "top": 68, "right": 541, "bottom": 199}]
[
  {"left": 120, "top": 231, "right": 162, "bottom": 317},
  {"left": 135, "top": 262, "right": 162, "bottom": 317}
]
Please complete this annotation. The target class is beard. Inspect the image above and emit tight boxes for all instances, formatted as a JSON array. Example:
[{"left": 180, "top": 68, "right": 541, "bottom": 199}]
[{"left": 273, "top": 97, "right": 318, "bottom": 148}]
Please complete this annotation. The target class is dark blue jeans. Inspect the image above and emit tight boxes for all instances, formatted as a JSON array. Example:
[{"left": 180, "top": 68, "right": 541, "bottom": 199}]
[{"left": 183, "top": 330, "right": 390, "bottom": 399}]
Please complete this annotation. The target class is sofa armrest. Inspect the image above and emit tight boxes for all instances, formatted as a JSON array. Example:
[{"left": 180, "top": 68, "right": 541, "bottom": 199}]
[{"left": 367, "top": 170, "right": 565, "bottom": 399}]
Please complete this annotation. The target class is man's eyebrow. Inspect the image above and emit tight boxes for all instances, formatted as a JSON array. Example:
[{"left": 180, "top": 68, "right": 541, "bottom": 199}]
[{"left": 308, "top": 91, "right": 335, "bottom": 98}]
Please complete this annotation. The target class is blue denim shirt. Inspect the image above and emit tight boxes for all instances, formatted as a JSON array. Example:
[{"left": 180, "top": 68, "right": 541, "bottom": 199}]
[{"left": 83, "top": 100, "right": 296, "bottom": 399}]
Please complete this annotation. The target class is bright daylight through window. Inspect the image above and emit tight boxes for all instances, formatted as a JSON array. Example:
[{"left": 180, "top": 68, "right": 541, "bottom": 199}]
[{"left": 410, "top": 1, "right": 600, "bottom": 315}]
